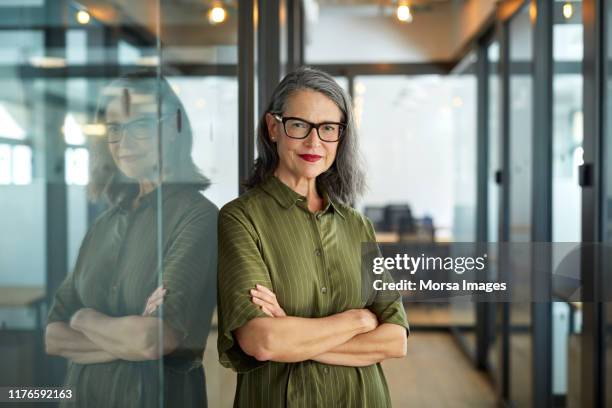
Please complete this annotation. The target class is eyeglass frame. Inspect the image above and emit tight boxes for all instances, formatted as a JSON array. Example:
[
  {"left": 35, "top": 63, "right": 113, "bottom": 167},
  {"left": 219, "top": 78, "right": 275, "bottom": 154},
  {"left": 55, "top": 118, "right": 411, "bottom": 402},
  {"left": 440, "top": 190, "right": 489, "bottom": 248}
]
[
  {"left": 105, "top": 113, "right": 177, "bottom": 144},
  {"left": 271, "top": 113, "right": 346, "bottom": 143}
]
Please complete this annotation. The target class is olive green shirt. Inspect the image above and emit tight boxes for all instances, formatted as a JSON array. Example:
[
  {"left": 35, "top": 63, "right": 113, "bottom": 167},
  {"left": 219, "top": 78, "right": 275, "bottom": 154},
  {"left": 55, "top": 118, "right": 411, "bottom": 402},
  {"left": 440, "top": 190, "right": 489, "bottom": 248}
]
[
  {"left": 47, "top": 184, "right": 218, "bottom": 408},
  {"left": 217, "top": 176, "right": 409, "bottom": 408}
]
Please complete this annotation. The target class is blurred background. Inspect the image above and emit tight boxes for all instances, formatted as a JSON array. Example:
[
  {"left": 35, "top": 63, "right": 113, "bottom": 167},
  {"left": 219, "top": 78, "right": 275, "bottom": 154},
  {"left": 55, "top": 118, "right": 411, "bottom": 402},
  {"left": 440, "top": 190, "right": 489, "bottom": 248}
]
[{"left": 0, "top": 0, "right": 610, "bottom": 407}]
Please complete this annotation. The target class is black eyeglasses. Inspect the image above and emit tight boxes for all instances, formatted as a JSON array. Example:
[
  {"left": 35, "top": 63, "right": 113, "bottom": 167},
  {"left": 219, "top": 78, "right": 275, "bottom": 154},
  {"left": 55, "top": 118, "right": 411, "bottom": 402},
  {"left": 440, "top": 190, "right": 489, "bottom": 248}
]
[
  {"left": 106, "top": 114, "right": 175, "bottom": 144},
  {"left": 272, "top": 114, "right": 345, "bottom": 143}
]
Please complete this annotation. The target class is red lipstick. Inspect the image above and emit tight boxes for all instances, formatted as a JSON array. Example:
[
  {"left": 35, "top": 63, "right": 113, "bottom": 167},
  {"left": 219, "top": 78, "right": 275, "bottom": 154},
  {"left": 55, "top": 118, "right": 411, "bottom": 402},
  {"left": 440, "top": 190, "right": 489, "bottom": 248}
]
[{"left": 299, "top": 154, "right": 322, "bottom": 162}]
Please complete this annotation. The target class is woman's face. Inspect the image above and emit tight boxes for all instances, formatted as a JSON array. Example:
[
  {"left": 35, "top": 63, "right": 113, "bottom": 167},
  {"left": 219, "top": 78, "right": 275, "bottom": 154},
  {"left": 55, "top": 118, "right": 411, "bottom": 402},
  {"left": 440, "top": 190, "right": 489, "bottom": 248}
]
[
  {"left": 105, "top": 94, "right": 159, "bottom": 180},
  {"left": 266, "top": 89, "right": 343, "bottom": 181}
]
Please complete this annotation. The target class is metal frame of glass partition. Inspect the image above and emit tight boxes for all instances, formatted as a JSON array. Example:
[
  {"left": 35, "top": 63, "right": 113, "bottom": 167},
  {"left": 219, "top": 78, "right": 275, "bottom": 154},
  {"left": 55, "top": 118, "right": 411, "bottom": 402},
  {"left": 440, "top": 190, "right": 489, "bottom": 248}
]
[{"left": 582, "top": 0, "right": 606, "bottom": 406}]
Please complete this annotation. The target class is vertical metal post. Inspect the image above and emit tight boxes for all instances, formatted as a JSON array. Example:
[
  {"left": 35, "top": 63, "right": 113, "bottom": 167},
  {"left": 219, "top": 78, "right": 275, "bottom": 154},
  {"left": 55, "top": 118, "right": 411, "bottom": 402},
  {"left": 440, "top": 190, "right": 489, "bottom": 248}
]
[
  {"left": 257, "top": 0, "right": 281, "bottom": 118},
  {"left": 531, "top": 0, "right": 553, "bottom": 405},
  {"left": 43, "top": 0, "right": 68, "bottom": 386},
  {"left": 475, "top": 39, "right": 490, "bottom": 371},
  {"left": 582, "top": 0, "right": 605, "bottom": 405},
  {"left": 238, "top": 0, "right": 256, "bottom": 193},
  {"left": 287, "top": 0, "right": 304, "bottom": 73}
]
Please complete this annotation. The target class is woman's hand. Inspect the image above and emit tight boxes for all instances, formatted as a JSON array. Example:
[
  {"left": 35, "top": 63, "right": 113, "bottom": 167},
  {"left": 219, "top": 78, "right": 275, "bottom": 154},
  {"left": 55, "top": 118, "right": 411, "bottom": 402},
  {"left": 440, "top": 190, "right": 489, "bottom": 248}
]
[
  {"left": 250, "top": 284, "right": 286, "bottom": 317},
  {"left": 142, "top": 285, "right": 167, "bottom": 316}
]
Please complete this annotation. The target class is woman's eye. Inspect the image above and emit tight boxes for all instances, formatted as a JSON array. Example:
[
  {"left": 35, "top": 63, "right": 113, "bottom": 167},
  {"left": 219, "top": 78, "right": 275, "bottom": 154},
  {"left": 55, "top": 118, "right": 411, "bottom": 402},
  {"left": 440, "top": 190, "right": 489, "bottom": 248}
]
[
  {"left": 291, "top": 121, "right": 307, "bottom": 128},
  {"left": 322, "top": 125, "right": 337, "bottom": 132}
]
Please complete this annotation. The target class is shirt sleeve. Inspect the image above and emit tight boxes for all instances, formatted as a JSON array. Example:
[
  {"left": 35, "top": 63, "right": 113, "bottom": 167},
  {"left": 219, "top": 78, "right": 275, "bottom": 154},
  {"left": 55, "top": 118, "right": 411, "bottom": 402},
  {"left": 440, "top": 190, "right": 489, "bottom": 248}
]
[
  {"left": 47, "top": 228, "right": 94, "bottom": 324},
  {"left": 217, "top": 205, "right": 272, "bottom": 373},
  {"left": 150, "top": 202, "right": 218, "bottom": 353},
  {"left": 362, "top": 217, "right": 410, "bottom": 336},
  {"left": 47, "top": 271, "right": 84, "bottom": 324}
]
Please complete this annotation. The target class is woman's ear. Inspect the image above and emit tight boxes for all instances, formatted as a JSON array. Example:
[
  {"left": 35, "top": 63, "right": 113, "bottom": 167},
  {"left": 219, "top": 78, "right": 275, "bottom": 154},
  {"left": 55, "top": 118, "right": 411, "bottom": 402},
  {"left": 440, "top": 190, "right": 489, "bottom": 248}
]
[{"left": 265, "top": 113, "right": 278, "bottom": 143}]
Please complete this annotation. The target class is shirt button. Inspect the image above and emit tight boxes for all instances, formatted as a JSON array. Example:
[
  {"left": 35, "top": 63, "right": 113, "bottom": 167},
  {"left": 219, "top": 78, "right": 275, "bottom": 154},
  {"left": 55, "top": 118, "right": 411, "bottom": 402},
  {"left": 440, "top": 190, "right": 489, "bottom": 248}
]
[
  {"left": 321, "top": 286, "right": 328, "bottom": 294},
  {"left": 323, "top": 367, "right": 330, "bottom": 374},
  {"left": 315, "top": 248, "right": 322, "bottom": 256}
]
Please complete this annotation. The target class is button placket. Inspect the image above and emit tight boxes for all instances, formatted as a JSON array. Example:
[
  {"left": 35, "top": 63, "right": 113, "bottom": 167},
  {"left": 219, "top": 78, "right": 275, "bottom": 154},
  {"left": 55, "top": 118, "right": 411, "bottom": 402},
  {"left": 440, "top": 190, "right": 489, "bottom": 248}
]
[{"left": 309, "top": 212, "right": 330, "bottom": 299}]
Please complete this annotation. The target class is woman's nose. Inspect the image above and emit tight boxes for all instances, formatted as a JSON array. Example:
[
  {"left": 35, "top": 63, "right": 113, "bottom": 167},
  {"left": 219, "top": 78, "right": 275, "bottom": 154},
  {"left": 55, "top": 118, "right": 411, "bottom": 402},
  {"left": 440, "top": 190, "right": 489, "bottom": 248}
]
[
  {"left": 118, "top": 127, "right": 136, "bottom": 148},
  {"left": 304, "top": 127, "right": 321, "bottom": 147}
]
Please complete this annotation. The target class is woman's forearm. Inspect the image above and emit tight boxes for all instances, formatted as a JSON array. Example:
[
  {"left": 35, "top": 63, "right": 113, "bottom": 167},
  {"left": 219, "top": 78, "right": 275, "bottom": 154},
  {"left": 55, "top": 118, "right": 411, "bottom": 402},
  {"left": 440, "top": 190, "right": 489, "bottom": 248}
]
[
  {"left": 45, "top": 322, "right": 119, "bottom": 364},
  {"left": 70, "top": 309, "right": 179, "bottom": 361},
  {"left": 45, "top": 322, "right": 108, "bottom": 354},
  {"left": 311, "top": 323, "right": 407, "bottom": 367},
  {"left": 235, "top": 309, "right": 377, "bottom": 363}
]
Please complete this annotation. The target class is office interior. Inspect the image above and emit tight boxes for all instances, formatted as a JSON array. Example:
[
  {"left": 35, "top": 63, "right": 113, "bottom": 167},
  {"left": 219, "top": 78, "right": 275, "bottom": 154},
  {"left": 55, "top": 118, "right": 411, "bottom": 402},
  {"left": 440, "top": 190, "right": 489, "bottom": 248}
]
[{"left": 0, "top": 0, "right": 610, "bottom": 406}]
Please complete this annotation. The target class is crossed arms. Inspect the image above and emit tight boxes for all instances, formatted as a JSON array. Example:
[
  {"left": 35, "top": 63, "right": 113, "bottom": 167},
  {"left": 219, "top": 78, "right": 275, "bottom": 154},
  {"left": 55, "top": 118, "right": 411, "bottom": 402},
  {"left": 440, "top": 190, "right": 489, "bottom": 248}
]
[
  {"left": 45, "top": 286, "right": 180, "bottom": 364},
  {"left": 235, "top": 284, "right": 407, "bottom": 367}
]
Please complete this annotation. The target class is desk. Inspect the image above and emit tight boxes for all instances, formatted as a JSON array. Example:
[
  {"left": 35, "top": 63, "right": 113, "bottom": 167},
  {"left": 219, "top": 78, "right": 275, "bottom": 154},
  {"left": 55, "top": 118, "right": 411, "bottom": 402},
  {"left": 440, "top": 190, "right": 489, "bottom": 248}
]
[
  {"left": 375, "top": 232, "right": 399, "bottom": 243},
  {"left": 0, "top": 287, "right": 45, "bottom": 307}
]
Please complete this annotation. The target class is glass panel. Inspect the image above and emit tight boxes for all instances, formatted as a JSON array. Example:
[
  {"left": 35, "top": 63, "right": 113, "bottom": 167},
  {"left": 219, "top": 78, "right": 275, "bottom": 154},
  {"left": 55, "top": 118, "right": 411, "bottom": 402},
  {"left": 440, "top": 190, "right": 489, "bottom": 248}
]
[
  {"left": 0, "top": 1, "right": 237, "bottom": 407},
  {"left": 449, "top": 52, "right": 478, "bottom": 353},
  {"left": 509, "top": 5, "right": 533, "bottom": 407},
  {"left": 160, "top": 1, "right": 238, "bottom": 406},
  {"left": 552, "top": 2, "right": 583, "bottom": 405},
  {"left": 354, "top": 74, "right": 475, "bottom": 328}
]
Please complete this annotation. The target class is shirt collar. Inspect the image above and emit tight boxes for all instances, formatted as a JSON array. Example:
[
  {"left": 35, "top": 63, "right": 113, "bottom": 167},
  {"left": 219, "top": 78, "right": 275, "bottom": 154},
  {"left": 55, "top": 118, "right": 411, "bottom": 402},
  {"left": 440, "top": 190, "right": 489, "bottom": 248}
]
[{"left": 260, "top": 175, "right": 345, "bottom": 219}]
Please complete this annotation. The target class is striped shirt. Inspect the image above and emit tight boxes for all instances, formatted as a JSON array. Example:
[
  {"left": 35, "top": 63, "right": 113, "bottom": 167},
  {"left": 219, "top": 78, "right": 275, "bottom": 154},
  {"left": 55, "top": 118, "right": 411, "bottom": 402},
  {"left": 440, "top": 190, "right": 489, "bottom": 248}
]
[
  {"left": 47, "top": 184, "right": 218, "bottom": 408},
  {"left": 217, "top": 175, "right": 409, "bottom": 408}
]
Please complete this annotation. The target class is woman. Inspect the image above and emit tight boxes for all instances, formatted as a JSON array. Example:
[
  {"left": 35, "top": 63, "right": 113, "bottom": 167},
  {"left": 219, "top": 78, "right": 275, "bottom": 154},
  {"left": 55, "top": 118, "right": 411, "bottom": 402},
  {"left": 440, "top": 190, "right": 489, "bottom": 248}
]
[
  {"left": 217, "top": 67, "right": 409, "bottom": 407},
  {"left": 45, "top": 71, "right": 217, "bottom": 407}
]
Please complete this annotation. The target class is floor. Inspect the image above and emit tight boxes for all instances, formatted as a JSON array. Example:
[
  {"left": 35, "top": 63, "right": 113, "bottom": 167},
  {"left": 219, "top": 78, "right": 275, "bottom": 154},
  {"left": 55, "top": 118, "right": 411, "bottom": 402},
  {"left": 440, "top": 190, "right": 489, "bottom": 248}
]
[
  {"left": 202, "top": 331, "right": 497, "bottom": 408},
  {"left": 383, "top": 332, "right": 496, "bottom": 408}
]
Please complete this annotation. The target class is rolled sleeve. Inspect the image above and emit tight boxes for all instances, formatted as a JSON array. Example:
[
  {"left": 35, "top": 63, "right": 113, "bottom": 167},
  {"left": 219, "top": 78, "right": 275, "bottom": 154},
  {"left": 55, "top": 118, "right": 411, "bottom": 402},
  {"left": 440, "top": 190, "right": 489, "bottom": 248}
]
[
  {"left": 47, "top": 271, "right": 83, "bottom": 324},
  {"left": 47, "top": 229, "right": 93, "bottom": 324},
  {"left": 151, "top": 203, "right": 218, "bottom": 350},
  {"left": 363, "top": 218, "right": 410, "bottom": 335},
  {"left": 217, "top": 206, "right": 272, "bottom": 373}
]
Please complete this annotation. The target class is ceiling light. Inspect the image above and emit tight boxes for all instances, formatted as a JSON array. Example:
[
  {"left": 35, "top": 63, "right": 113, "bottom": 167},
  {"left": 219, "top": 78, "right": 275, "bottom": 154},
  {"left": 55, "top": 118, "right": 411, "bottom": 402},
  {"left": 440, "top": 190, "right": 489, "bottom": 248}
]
[
  {"left": 396, "top": 5, "right": 413, "bottom": 23},
  {"left": 76, "top": 10, "right": 90, "bottom": 25},
  {"left": 208, "top": 6, "right": 227, "bottom": 24},
  {"left": 562, "top": 2, "right": 573, "bottom": 19}
]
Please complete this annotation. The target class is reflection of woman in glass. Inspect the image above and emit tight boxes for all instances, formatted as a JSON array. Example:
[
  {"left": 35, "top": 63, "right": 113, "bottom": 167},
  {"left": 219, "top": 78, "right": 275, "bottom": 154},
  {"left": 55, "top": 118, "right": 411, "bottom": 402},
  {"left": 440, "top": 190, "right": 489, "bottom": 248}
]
[
  {"left": 217, "top": 67, "right": 409, "bottom": 407},
  {"left": 45, "top": 71, "right": 217, "bottom": 408}
]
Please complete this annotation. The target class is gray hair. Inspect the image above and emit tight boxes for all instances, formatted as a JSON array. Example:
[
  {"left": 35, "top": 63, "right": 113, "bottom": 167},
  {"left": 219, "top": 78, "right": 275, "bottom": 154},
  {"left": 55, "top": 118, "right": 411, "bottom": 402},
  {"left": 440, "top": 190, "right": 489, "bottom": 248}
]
[{"left": 244, "top": 66, "right": 366, "bottom": 205}]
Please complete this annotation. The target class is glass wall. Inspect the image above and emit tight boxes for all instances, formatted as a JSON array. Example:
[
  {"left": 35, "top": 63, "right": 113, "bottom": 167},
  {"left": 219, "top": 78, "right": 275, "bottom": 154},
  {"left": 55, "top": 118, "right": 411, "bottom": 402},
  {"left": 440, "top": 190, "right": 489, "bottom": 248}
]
[
  {"left": 508, "top": 4, "right": 533, "bottom": 407},
  {"left": 355, "top": 74, "right": 475, "bottom": 243},
  {"left": 354, "top": 74, "right": 476, "bottom": 328},
  {"left": 551, "top": 1, "right": 583, "bottom": 405},
  {"left": 449, "top": 53, "right": 478, "bottom": 354},
  {"left": 0, "top": 1, "right": 237, "bottom": 406}
]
